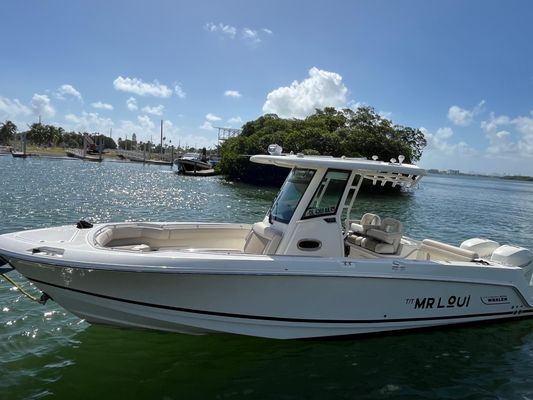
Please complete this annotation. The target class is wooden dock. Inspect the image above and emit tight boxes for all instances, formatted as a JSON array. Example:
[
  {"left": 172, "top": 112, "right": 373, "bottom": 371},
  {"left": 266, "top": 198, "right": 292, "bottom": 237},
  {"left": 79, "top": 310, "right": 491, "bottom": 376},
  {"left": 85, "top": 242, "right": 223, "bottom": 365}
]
[
  {"left": 116, "top": 150, "right": 173, "bottom": 166},
  {"left": 65, "top": 149, "right": 102, "bottom": 162}
]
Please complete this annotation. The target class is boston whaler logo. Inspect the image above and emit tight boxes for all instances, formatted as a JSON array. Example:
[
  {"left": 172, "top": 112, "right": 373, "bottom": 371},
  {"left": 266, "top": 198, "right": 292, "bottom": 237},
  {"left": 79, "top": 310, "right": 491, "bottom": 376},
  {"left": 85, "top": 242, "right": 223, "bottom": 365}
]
[
  {"left": 480, "top": 295, "right": 509, "bottom": 305},
  {"left": 406, "top": 295, "right": 471, "bottom": 309}
]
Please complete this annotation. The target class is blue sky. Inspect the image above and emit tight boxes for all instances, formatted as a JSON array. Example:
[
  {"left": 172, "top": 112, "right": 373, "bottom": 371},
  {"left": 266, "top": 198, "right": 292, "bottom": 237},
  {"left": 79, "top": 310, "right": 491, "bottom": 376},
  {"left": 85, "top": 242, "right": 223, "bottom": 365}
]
[{"left": 1, "top": 0, "right": 532, "bottom": 174}]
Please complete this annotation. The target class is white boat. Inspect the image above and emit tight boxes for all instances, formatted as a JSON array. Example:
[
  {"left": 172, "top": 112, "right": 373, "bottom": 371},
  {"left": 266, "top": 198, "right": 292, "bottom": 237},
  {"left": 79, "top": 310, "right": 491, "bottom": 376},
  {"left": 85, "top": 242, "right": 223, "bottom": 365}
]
[
  {"left": 1, "top": 147, "right": 532, "bottom": 339},
  {"left": 174, "top": 152, "right": 213, "bottom": 174}
]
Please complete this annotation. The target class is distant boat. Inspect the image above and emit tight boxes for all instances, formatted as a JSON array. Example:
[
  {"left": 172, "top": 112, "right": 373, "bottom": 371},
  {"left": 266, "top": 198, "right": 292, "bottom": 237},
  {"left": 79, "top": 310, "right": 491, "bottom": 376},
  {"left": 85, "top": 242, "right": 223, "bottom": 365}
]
[
  {"left": 174, "top": 153, "right": 214, "bottom": 175},
  {"left": 10, "top": 150, "right": 27, "bottom": 158}
]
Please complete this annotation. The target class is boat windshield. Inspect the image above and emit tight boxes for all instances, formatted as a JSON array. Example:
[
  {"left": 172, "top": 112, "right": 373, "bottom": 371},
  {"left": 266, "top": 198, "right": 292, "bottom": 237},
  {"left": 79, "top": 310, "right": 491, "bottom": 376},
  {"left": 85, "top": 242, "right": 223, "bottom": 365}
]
[
  {"left": 270, "top": 168, "right": 315, "bottom": 224},
  {"left": 303, "top": 169, "right": 351, "bottom": 219}
]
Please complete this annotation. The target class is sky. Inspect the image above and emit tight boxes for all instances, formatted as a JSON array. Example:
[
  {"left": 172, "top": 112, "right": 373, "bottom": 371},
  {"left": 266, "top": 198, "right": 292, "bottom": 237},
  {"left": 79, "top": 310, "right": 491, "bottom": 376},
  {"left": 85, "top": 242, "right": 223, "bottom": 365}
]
[{"left": 0, "top": 0, "right": 532, "bottom": 174}]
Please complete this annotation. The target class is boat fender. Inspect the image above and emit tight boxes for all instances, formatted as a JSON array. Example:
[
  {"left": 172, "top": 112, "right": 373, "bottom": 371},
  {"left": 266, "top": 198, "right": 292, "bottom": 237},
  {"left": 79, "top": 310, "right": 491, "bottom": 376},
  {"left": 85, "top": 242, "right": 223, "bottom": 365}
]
[{"left": 76, "top": 220, "right": 94, "bottom": 229}]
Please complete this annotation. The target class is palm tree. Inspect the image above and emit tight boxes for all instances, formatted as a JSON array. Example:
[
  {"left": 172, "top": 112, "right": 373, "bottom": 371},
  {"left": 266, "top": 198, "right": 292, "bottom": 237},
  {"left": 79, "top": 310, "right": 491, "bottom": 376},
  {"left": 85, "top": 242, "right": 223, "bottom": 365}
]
[{"left": 0, "top": 120, "right": 17, "bottom": 145}]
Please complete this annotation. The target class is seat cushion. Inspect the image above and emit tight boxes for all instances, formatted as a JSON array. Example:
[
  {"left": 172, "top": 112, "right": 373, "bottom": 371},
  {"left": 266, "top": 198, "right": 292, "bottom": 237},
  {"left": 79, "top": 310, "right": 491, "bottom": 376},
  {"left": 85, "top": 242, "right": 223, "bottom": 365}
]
[
  {"left": 361, "top": 238, "right": 395, "bottom": 254},
  {"left": 366, "top": 228, "right": 402, "bottom": 245}
]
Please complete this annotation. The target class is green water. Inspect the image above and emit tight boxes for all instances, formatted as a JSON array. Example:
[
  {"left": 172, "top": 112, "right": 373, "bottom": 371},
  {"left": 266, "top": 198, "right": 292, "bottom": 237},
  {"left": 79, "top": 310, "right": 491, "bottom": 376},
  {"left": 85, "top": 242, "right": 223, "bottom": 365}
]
[{"left": 1, "top": 156, "right": 533, "bottom": 399}]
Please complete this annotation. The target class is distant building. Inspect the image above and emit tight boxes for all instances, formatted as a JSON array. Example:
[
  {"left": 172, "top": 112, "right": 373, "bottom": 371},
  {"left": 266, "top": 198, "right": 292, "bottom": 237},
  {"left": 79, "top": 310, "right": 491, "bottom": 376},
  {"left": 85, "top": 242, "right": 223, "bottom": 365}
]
[{"left": 446, "top": 169, "right": 460, "bottom": 175}]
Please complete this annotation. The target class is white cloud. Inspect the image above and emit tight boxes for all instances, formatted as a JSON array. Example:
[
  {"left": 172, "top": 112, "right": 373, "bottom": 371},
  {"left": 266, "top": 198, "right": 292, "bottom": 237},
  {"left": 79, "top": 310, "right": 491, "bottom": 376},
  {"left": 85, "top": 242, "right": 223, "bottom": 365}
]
[
  {"left": 174, "top": 84, "right": 186, "bottom": 99},
  {"left": 126, "top": 97, "right": 138, "bottom": 111},
  {"left": 0, "top": 96, "right": 31, "bottom": 117},
  {"left": 56, "top": 84, "right": 83, "bottom": 102},
  {"left": 113, "top": 76, "right": 172, "bottom": 97},
  {"left": 227, "top": 116, "right": 243, "bottom": 125},
  {"left": 436, "top": 127, "right": 453, "bottom": 139},
  {"left": 200, "top": 121, "right": 215, "bottom": 130},
  {"left": 177, "top": 133, "right": 216, "bottom": 149},
  {"left": 496, "top": 130, "right": 510, "bottom": 139},
  {"left": 224, "top": 90, "right": 241, "bottom": 98},
  {"left": 378, "top": 110, "right": 393, "bottom": 120},
  {"left": 205, "top": 113, "right": 221, "bottom": 122},
  {"left": 204, "top": 22, "right": 237, "bottom": 39},
  {"left": 64, "top": 111, "right": 113, "bottom": 133},
  {"left": 242, "top": 28, "right": 260, "bottom": 43},
  {"left": 421, "top": 110, "right": 533, "bottom": 173},
  {"left": 486, "top": 130, "right": 519, "bottom": 156},
  {"left": 447, "top": 100, "right": 485, "bottom": 126},
  {"left": 481, "top": 112, "right": 533, "bottom": 158},
  {"left": 205, "top": 23, "right": 272, "bottom": 44},
  {"left": 31, "top": 94, "right": 55, "bottom": 118},
  {"left": 91, "top": 101, "right": 113, "bottom": 110},
  {"left": 115, "top": 115, "right": 156, "bottom": 142},
  {"left": 421, "top": 126, "right": 476, "bottom": 157},
  {"left": 114, "top": 116, "right": 180, "bottom": 145},
  {"left": 481, "top": 112, "right": 510, "bottom": 133},
  {"left": 200, "top": 114, "right": 223, "bottom": 131},
  {"left": 447, "top": 106, "right": 472, "bottom": 126},
  {"left": 262, "top": 67, "right": 348, "bottom": 118},
  {"left": 514, "top": 115, "right": 533, "bottom": 136},
  {"left": 348, "top": 100, "right": 366, "bottom": 110},
  {"left": 142, "top": 105, "right": 165, "bottom": 116},
  {"left": 420, "top": 126, "right": 478, "bottom": 172}
]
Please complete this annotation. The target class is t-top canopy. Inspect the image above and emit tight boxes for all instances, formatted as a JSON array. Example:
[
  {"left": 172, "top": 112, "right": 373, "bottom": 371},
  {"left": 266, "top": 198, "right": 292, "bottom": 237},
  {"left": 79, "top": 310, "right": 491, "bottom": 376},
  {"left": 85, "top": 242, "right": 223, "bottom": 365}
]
[{"left": 250, "top": 153, "right": 425, "bottom": 188}]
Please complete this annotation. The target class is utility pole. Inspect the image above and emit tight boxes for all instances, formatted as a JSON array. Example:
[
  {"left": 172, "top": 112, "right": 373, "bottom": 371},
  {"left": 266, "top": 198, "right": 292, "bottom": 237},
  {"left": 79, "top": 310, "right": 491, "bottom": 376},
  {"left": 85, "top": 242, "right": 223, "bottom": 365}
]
[{"left": 160, "top": 119, "right": 163, "bottom": 156}]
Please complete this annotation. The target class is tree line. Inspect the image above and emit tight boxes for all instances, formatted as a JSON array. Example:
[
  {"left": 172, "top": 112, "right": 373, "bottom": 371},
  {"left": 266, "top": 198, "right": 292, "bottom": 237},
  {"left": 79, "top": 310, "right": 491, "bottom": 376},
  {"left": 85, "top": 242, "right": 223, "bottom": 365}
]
[
  {"left": 0, "top": 120, "right": 117, "bottom": 149},
  {"left": 2, "top": 106, "right": 428, "bottom": 187},
  {"left": 0, "top": 120, "right": 182, "bottom": 153},
  {"left": 218, "top": 106, "right": 427, "bottom": 184}
]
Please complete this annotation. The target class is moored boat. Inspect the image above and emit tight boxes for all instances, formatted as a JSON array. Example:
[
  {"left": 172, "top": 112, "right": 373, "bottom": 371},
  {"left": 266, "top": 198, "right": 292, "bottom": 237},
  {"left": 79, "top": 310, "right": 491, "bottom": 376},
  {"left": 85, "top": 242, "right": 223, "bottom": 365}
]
[
  {"left": 10, "top": 150, "right": 27, "bottom": 158},
  {"left": 174, "top": 152, "right": 213, "bottom": 175},
  {"left": 1, "top": 146, "right": 532, "bottom": 339}
]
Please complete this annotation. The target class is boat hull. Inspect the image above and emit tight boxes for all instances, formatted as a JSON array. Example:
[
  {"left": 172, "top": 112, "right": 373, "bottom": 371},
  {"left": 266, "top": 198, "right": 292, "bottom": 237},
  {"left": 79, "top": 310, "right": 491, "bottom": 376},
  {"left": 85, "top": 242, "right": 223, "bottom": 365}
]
[
  {"left": 7, "top": 257, "right": 533, "bottom": 339},
  {"left": 176, "top": 158, "right": 212, "bottom": 173}
]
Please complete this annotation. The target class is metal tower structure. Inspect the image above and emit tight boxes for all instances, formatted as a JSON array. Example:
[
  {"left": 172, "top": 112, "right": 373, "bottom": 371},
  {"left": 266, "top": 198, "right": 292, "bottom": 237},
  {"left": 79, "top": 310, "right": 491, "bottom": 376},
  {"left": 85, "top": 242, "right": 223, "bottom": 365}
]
[{"left": 216, "top": 127, "right": 242, "bottom": 145}]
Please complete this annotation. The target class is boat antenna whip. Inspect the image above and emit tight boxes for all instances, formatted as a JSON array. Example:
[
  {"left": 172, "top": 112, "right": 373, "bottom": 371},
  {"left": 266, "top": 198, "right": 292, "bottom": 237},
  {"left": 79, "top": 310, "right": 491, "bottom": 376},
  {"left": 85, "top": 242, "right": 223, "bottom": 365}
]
[{"left": 0, "top": 259, "right": 48, "bottom": 304}]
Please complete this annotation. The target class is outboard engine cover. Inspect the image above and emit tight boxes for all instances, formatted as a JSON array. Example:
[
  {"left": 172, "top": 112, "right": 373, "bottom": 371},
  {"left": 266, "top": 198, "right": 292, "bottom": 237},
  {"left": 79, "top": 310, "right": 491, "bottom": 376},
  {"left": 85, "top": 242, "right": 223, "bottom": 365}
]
[
  {"left": 460, "top": 238, "right": 500, "bottom": 258},
  {"left": 491, "top": 245, "right": 533, "bottom": 282}
]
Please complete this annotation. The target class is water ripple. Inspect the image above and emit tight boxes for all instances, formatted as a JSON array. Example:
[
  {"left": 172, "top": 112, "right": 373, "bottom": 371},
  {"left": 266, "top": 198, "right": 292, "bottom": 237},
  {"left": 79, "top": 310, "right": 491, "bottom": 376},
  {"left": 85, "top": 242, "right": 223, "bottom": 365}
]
[{"left": 1, "top": 157, "right": 533, "bottom": 399}]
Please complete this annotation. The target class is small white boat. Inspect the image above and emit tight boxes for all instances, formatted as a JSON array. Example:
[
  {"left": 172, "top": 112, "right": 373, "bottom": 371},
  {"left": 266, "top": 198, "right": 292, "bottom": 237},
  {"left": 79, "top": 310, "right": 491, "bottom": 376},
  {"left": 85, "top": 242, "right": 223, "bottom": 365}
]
[
  {"left": 1, "top": 146, "right": 532, "bottom": 339},
  {"left": 10, "top": 150, "right": 27, "bottom": 158},
  {"left": 174, "top": 153, "right": 213, "bottom": 174}
]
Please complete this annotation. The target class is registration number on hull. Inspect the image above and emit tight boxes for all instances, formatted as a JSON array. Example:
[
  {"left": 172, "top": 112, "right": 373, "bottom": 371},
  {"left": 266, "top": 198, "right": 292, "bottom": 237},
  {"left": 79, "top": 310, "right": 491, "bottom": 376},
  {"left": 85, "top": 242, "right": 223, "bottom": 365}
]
[{"left": 406, "top": 295, "right": 471, "bottom": 309}]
